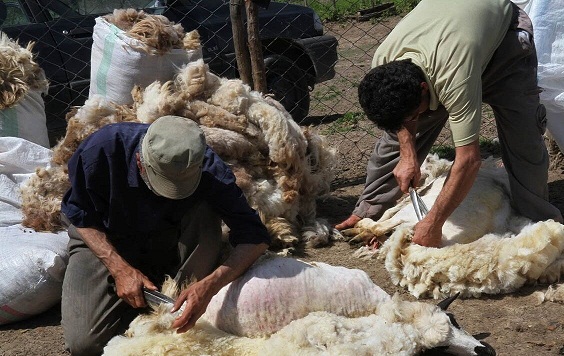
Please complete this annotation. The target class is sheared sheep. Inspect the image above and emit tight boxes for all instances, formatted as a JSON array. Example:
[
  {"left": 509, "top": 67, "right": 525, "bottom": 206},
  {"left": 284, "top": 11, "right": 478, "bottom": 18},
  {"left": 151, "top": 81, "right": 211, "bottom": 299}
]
[
  {"left": 103, "top": 256, "right": 495, "bottom": 356},
  {"left": 345, "top": 155, "right": 564, "bottom": 299}
]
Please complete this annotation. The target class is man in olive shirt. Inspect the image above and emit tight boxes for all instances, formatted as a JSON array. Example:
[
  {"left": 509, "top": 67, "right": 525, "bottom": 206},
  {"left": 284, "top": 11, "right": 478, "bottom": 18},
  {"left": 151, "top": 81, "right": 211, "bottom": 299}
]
[{"left": 337, "top": 0, "right": 563, "bottom": 246}]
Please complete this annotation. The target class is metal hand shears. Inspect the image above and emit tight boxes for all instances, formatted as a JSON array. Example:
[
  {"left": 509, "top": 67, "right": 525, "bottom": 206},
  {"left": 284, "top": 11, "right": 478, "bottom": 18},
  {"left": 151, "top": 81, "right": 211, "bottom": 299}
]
[{"left": 409, "top": 186, "right": 429, "bottom": 221}]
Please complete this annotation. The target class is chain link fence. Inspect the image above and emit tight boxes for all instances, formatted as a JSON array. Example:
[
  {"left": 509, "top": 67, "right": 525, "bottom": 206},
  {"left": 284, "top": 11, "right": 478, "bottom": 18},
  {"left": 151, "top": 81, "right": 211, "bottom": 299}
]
[{"left": 1, "top": 0, "right": 498, "bottom": 186}]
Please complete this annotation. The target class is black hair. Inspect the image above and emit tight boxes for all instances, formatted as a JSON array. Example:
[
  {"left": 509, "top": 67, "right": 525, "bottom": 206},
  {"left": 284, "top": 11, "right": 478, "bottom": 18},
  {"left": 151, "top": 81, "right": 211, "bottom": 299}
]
[{"left": 358, "top": 59, "right": 426, "bottom": 132}]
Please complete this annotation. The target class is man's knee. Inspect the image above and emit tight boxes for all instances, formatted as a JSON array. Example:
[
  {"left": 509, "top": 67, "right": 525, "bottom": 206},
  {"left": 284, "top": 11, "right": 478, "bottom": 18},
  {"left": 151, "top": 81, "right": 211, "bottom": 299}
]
[{"left": 64, "top": 330, "right": 107, "bottom": 356}]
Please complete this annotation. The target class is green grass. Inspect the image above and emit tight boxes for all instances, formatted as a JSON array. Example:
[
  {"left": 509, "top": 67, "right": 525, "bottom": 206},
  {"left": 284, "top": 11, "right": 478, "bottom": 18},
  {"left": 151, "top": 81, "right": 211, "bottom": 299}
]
[
  {"left": 429, "top": 144, "right": 456, "bottom": 160},
  {"left": 322, "top": 111, "right": 364, "bottom": 134},
  {"left": 429, "top": 138, "right": 501, "bottom": 161},
  {"left": 286, "top": 0, "right": 420, "bottom": 21},
  {"left": 312, "top": 85, "right": 340, "bottom": 101}
]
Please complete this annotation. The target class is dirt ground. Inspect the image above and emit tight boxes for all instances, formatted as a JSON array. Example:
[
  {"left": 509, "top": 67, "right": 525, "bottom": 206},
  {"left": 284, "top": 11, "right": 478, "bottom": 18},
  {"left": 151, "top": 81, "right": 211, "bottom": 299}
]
[{"left": 2, "top": 17, "right": 564, "bottom": 356}]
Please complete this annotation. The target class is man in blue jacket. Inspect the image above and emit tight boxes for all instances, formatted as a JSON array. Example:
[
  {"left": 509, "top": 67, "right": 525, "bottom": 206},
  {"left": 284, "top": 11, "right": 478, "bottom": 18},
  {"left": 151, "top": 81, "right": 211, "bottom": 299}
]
[{"left": 60, "top": 115, "right": 270, "bottom": 355}]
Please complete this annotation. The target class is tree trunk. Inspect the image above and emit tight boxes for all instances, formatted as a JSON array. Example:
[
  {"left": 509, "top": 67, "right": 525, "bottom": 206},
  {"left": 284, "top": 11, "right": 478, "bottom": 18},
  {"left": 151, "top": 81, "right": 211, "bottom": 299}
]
[
  {"left": 230, "top": 0, "right": 252, "bottom": 85},
  {"left": 245, "top": 0, "right": 267, "bottom": 93}
]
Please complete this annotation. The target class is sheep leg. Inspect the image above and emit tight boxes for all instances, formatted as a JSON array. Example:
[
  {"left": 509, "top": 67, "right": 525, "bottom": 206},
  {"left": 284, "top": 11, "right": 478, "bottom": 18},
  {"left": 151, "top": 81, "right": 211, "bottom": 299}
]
[{"left": 342, "top": 217, "right": 405, "bottom": 246}]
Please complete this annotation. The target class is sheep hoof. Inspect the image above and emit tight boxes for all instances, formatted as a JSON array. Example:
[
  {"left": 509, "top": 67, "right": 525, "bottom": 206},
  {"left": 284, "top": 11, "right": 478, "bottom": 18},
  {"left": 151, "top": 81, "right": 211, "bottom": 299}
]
[{"left": 342, "top": 228, "right": 377, "bottom": 246}]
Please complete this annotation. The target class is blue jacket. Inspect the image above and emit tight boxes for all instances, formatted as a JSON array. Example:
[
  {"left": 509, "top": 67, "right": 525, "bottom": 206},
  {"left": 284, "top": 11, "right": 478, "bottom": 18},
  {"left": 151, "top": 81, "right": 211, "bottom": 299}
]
[{"left": 61, "top": 122, "right": 270, "bottom": 246}]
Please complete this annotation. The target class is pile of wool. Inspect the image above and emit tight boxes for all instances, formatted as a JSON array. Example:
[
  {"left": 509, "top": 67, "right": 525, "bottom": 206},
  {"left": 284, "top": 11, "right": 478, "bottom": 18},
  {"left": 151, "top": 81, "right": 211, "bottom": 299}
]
[
  {"left": 0, "top": 32, "right": 48, "bottom": 109},
  {"left": 20, "top": 165, "right": 69, "bottom": 232},
  {"left": 103, "top": 256, "right": 492, "bottom": 356},
  {"left": 19, "top": 96, "right": 138, "bottom": 232},
  {"left": 532, "top": 282, "right": 564, "bottom": 304},
  {"left": 347, "top": 155, "right": 564, "bottom": 299},
  {"left": 103, "top": 8, "right": 201, "bottom": 54},
  {"left": 21, "top": 58, "right": 338, "bottom": 248}
]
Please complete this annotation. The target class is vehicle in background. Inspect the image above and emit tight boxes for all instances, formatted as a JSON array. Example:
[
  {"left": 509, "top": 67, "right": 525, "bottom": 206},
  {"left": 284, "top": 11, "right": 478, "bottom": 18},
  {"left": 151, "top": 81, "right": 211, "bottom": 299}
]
[{"left": 0, "top": 0, "right": 338, "bottom": 146}]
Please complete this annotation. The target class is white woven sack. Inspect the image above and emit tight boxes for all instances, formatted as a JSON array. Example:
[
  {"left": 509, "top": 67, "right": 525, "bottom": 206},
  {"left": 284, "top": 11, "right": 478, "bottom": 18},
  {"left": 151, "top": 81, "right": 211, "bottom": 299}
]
[
  {"left": 513, "top": 0, "right": 564, "bottom": 150},
  {"left": 0, "top": 137, "right": 53, "bottom": 227},
  {"left": 0, "top": 90, "right": 49, "bottom": 148},
  {"left": 89, "top": 17, "right": 202, "bottom": 104},
  {"left": 0, "top": 225, "right": 69, "bottom": 325}
]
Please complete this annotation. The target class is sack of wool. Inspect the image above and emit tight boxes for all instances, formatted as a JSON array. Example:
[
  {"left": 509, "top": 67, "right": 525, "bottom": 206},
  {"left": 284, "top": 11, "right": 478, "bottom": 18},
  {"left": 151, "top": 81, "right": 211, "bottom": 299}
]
[
  {"left": 89, "top": 16, "right": 202, "bottom": 105},
  {"left": 0, "top": 225, "right": 69, "bottom": 325},
  {"left": 0, "top": 32, "right": 49, "bottom": 147},
  {"left": 0, "top": 90, "right": 49, "bottom": 147},
  {"left": 0, "top": 137, "right": 53, "bottom": 226}
]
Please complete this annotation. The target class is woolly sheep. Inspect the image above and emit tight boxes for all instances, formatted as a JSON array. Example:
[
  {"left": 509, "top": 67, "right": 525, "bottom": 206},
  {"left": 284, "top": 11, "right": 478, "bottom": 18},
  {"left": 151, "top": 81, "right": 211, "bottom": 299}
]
[
  {"left": 103, "top": 256, "right": 495, "bottom": 356},
  {"left": 346, "top": 155, "right": 564, "bottom": 299}
]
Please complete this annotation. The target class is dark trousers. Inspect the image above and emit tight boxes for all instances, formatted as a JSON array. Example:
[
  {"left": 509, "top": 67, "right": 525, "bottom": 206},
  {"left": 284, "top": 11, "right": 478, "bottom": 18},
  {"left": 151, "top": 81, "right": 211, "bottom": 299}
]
[
  {"left": 354, "top": 4, "right": 563, "bottom": 224},
  {"left": 61, "top": 200, "right": 223, "bottom": 356}
]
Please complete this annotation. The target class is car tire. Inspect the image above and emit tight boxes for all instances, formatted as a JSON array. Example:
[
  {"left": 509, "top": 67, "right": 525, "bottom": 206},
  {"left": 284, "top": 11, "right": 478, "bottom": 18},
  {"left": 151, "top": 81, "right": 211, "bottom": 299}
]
[{"left": 265, "top": 54, "right": 310, "bottom": 122}]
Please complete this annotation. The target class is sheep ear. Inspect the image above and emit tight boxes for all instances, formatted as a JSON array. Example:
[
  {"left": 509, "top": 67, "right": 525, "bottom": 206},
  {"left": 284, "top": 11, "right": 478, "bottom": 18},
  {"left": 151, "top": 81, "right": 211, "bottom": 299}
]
[{"left": 437, "top": 292, "right": 460, "bottom": 311}]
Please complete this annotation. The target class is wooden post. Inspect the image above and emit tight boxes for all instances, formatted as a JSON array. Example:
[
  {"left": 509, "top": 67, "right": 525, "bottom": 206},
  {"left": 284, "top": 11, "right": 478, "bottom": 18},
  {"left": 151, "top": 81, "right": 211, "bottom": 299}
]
[
  {"left": 245, "top": 0, "right": 268, "bottom": 94},
  {"left": 230, "top": 0, "right": 252, "bottom": 86}
]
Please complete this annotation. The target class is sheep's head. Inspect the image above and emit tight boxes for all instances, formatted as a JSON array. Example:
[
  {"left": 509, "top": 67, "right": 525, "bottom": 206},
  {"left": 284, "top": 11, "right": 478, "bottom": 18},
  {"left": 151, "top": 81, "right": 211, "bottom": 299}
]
[{"left": 421, "top": 293, "right": 496, "bottom": 356}]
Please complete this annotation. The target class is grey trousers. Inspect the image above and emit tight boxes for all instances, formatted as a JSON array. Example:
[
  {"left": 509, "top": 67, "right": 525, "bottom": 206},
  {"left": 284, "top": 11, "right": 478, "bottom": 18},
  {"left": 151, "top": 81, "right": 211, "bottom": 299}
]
[
  {"left": 354, "top": 4, "right": 563, "bottom": 224},
  {"left": 61, "top": 200, "right": 223, "bottom": 356}
]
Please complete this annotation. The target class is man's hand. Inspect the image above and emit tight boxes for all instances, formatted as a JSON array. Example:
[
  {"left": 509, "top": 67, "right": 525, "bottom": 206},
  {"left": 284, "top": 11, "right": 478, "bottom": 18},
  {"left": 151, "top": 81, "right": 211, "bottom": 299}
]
[
  {"left": 75, "top": 226, "right": 157, "bottom": 308},
  {"left": 411, "top": 219, "right": 442, "bottom": 248},
  {"left": 393, "top": 156, "right": 421, "bottom": 193},
  {"left": 395, "top": 124, "right": 420, "bottom": 193},
  {"left": 410, "top": 141, "right": 481, "bottom": 248},
  {"left": 113, "top": 267, "right": 157, "bottom": 308},
  {"left": 171, "top": 280, "right": 214, "bottom": 333},
  {"left": 170, "top": 242, "right": 268, "bottom": 334}
]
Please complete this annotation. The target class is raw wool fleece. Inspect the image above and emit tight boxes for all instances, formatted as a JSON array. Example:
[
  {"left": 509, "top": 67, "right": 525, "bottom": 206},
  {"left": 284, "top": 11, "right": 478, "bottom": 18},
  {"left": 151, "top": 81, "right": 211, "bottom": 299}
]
[
  {"left": 0, "top": 32, "right": 48, "bottom": 109},
  {"left": 103, "top": 8, "right": 201, "bottom": 54},
  {"left": 20, "top": 59, "right": 338, "bottom": 248},
  {"left": 351, "top": 155, "right": 564, "bottom": 299},
  {"left": 19, "top": 96, "right": 138, "bottom": 232},
  {"left": 20, "top": 165, "right": 69, "bottom": 232},
  {"left": 104, "top": 256, "right": 487, "bottom": 356}
]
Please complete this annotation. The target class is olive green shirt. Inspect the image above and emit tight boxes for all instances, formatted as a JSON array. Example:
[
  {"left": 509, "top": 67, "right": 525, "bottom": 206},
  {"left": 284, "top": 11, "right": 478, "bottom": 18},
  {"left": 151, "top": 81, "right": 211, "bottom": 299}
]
[{"left": 372, "top": 0, "right": 513, "bottom": 146}]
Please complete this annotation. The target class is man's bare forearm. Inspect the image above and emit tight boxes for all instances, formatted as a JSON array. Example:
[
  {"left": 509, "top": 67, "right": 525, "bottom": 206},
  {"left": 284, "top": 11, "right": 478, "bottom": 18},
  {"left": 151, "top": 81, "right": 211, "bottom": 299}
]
[
  {"left": 398, "top": 125, "right": 417, "bottom": 161},
  {"left": 198, "top": 243, "right": 269, "bottom": 296},
  {"left": 394, "top": 124, "right": 421, "bottom": 192},
  {"left": 426, "top": 142, "right": 481, "bottom": 225},
  {"left": 75, "top": 227, "right": 132, "bottom": 276},
  {"left": 75, "top": 227, "right": 155, "bottom": 307},
  {"left": 171, "top": 242, "right": 269, "bottom": 331}
]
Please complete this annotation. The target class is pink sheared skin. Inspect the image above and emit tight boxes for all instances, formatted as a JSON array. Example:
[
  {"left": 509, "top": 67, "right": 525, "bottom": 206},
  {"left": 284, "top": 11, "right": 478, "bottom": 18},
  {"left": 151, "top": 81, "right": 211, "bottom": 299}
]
[{"left": 202, "top": 256, "right": 391, "bottom": 337}]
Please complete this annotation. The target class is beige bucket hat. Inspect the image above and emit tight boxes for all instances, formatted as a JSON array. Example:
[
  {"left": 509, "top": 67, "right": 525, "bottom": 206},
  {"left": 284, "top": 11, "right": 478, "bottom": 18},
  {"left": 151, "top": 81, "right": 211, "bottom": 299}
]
[{"left": 141, "top": 115, "right": 205, "bottom": 199}]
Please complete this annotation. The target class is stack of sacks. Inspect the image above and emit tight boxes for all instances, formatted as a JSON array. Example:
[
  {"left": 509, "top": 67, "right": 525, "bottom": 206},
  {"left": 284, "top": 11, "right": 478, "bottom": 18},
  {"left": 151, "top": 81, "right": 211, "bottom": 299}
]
[
  {"left": 0, "top": 32, "right": 49, "bottom": 147},
  {"left": 21, "top": 59, "right": 338, "bottom": 249},
  {"left": 89, "top": 8, "right": 202, "bottom": 104},
  {"left": 0, "top": 137, "right": 69, "bottom": 325},
  {"left": 348, "top": 155, "right": 564, "bottom": 299}
]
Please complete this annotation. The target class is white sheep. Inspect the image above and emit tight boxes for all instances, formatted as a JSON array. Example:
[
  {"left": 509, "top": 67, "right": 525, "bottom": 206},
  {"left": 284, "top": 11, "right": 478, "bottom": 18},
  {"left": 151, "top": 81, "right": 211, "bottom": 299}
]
[
  {"left": 103, "top": 256, "right": 495, "bottom": 356},
  {"left": 346, "top": 155, "right": 564, "bottom": 299}
]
